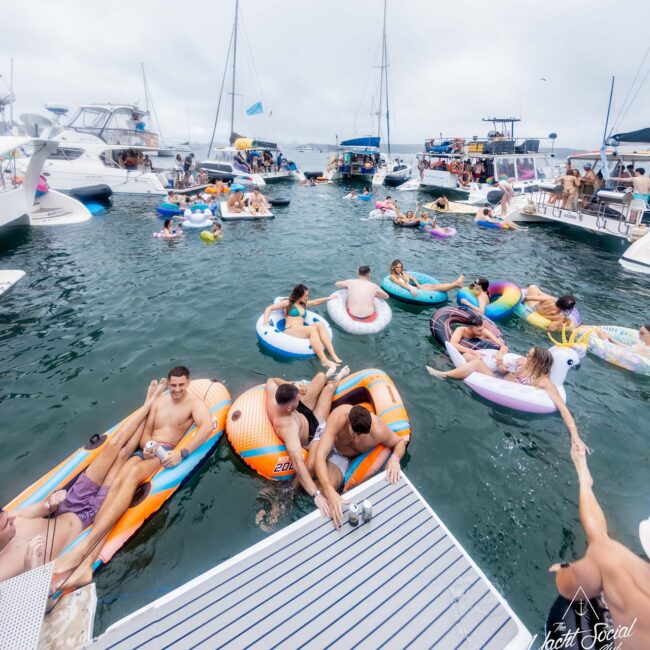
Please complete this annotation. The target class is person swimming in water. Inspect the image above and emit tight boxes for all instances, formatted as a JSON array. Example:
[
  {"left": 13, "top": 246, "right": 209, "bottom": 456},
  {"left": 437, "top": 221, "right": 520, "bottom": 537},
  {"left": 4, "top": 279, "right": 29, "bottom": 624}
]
[
  {"left": 523, "top": 285, "right": 578, "bottom": 331},
  {"left": 262, "top": 284, "right": 342, "bottom": 371},
  {"left": 389, "top": 259, "right": 463, "bottom": 297},
  {"left": 426, "top": 347, "right": 585, "bottom": 450}
]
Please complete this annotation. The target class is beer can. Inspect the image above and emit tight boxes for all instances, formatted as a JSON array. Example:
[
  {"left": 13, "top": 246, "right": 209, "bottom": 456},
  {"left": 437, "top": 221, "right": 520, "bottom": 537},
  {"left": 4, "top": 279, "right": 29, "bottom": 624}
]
[
  {"left": 362, "top": 499, "right": 373, "bottom": 522},
  {"left": 348, "top": 503, "right": 360, "bottom": 527}
]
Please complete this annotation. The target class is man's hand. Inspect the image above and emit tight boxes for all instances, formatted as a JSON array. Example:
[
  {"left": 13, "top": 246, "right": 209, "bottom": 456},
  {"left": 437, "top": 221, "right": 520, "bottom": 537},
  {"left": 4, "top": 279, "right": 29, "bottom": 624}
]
[
  {"left": 25, "top": 536, "right": 45, "bottom": 569},
  {"left": 161, "top": 449, "right": 182, "bottom": 468},
  {"left": 327, "top": 492, "right": 350, "bottom": 529},
  {"left": 385, "top": 456, "right": 401, "bottom": 484},
  {"left": 314, "top": 493, "right": 331, "bottom": 518},
  {"left": 45, "top": 490, "right": 67, "bottom": 513}
]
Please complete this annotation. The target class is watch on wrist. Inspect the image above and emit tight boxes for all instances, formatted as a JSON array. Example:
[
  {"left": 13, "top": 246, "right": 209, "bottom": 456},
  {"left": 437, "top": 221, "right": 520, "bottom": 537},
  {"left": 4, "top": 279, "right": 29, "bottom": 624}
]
[
  {"left": 312, "top": 489, "right": 321, "bottom": 500},
  {"left": 560, "top": 561, "right": 571, "bottom": 568},
  {"left": 180, "top": 448, "right": 189, "bottom": 460}
]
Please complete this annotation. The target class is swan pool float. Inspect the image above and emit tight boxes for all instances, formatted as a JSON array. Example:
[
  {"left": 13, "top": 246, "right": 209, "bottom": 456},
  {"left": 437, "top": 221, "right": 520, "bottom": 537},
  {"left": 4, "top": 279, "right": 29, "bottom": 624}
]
[{"left": 444, "top": 342, "right": 581, "bottom": 413}]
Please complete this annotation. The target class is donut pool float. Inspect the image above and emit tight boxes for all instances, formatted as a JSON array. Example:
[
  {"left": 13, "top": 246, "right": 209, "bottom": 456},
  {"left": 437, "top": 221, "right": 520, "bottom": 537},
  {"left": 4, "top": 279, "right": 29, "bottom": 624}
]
[
  {"left": 428, "top": 226, "right": 457, "bottom": 239},
  {"left": 381, "top": 271, "right": 448, "bottom": 305},
  {"left": 456, "top": 281, "right": 522, "bottom": 321},
  {"left": 430, "top": 306, "right": 504, "bottom": 351},
  {"left": 256, "top": 298, "right": 333, "bottom": 358},
  {"left": 326, "top": 289, "right": 392, "bottom": 335},
  {"left": 225, "top": 368, "right": 410, "bottom": 491},
  {"left": 514, "top": 300, "right": 582, "bottom": 331}
]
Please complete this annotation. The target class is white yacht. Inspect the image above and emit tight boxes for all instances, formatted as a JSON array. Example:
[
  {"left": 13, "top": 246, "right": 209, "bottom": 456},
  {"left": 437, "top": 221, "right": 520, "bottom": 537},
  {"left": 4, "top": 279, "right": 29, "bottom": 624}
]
[
  {"left": 17, "top": 104, "right": 196, "bottom": 196},
  {"left": 0, "top": 136, "right": 91, "bottom": 227},
  {"left": 408, "top": 117, "right": 557, "bottom": 201},
  {"left": 325, "top": 137, "right": 387, "bottom": 182},
  {"left": 199, "top": 1, "right": 303, "bottom": 186}
]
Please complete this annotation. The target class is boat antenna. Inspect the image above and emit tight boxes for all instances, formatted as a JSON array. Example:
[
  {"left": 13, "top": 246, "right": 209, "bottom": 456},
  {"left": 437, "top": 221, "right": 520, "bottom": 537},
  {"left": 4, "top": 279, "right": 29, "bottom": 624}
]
[
  {"left": 229, "top": 0, "right": 239, "bottom": 141},
  {"left": 9, "top": 58, "right": 13, "bottom": 127},
  {"left": 602, "top": 75, "right": 615, "bottom": 143},
  {"left": 208, "top": 25, "right": 235, "bottom": 154}
]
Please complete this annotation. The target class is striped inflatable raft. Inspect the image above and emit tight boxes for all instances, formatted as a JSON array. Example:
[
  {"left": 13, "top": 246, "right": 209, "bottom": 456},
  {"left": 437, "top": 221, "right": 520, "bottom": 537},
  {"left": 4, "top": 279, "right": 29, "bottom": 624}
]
[
  {"left": 226, "top": 369, "right": 411, "bottom": 492},
  {"left": 5, "top": 379, "right": 231, "bottom": 571}
]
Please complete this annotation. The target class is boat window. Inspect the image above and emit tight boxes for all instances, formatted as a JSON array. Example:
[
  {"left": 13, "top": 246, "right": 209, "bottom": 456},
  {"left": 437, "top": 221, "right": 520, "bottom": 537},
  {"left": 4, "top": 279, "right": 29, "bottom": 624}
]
[
  {"left": 68, "top": 107, "right": 108, "bottom": 129},
  {"left": 99, "top": 151, "right": 121, "bottom": 168},
  {"left": 48, "top": 147, "right": 85, "bottom": 160},
  {"left": 496, "top": 158, "right": 515, "bottom": 181},
  {"left": 515, "top": 157, "right": 535, "bottom": 181},
  {"left": 106, "top": 109, "right": 146, "bottom": 132},
  {"left": 534, "top": 156, "right": 556, "bottom": 180}
]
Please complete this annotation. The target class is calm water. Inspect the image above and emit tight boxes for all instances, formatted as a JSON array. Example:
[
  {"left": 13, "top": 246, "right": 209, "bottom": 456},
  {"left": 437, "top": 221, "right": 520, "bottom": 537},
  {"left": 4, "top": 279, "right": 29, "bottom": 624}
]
[{"left": 1, "top": 153, "right": 648, "bottom": 638}]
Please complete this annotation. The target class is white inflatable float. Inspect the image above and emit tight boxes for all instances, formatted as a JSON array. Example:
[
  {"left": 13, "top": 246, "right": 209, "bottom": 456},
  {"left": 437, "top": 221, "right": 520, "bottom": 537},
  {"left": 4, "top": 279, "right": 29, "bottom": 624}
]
[
  {"left": 0, "top": 270, "right": 26, "bottom": 299},
  {"left": 220, "top": 201, "right": 274, "bottom": 221},
  {"left": 445, "top": 342, "right": 580, "bottom": 413},
  {"left": 256, "top": 298, "right": 333, "bottom": 358},
  {"left": 326, "top": 289, "right": 392, "bottom": 335},
  {"left": 182, "top": 208, "right": 213, "bottom": 228}
]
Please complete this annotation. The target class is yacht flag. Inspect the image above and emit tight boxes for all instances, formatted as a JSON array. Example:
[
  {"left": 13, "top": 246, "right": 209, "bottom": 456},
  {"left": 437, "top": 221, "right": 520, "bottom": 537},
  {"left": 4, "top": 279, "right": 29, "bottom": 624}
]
[{"left": 246, "top": 102, "right": 264, "bottom": 116}]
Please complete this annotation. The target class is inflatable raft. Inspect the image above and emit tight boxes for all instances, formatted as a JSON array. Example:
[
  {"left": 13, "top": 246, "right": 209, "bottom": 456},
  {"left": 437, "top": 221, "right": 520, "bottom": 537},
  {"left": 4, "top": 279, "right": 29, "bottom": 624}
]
[
  {"left": 423, "top": 200, "right": 476, "bottom": 215},
  {"left": 220, "top": 201, "right": 274, "bottom": 221},
  {"left": 5, "top": 379, "right": 231, "bottom": 572},
  {"left": 584, "top": 325, "right": 650, "bottom": 376},
  {"left": 226, "top": 369, "right": 410, "bottom": 492}
]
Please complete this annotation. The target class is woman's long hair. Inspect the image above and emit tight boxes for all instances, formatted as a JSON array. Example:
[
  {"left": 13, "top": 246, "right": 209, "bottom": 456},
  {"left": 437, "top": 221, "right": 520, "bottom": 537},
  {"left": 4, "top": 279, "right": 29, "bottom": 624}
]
[
  {"left": 288, "top": 284, "right": 308, "bottom": 311},
  {"left": 524, "top": 347, "right": 553, "bottom": 381},
  {"left": 390, "top": 259, "right": 403, "bottom": 274}
]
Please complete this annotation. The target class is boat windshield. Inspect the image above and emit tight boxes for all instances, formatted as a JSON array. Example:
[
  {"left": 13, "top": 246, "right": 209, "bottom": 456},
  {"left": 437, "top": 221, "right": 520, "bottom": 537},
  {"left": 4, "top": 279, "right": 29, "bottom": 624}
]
[{"left": 67, "top": 107, "right": 159, "bottom": 148}]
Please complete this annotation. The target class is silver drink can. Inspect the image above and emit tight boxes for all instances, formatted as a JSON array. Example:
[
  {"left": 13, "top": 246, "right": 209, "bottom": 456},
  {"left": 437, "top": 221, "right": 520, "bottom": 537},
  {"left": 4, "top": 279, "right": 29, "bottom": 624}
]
[
  {"left": 362, "top": 499, "right": 373, "bottom": 522},
  {"left": 144, "top": 440, "right": 157, "bottom": 454},
  {"left": 154, "top": 445, "right": 170, "bottom": 461},
  {"left": 348, "top": 503, "right": 360, "bottom": 527}
]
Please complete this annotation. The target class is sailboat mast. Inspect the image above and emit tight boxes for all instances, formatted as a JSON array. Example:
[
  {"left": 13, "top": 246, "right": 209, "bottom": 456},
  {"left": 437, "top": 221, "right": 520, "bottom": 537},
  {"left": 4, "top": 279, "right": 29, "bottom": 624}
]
[
  {"left": 382, "top": 0, "right": 391, "bottom": 159},
  {"left": 229, "top": 0, "right": 239, "bottom": 141},
  {"left": 603, "top": 75, "right": 615, "bottom": 143}
]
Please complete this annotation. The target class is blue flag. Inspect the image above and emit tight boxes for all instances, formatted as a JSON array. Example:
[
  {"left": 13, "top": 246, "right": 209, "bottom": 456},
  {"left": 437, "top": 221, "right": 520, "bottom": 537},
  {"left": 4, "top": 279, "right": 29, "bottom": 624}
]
[{"left": 246, "top": 102, "right": 263, "bottom": 116}]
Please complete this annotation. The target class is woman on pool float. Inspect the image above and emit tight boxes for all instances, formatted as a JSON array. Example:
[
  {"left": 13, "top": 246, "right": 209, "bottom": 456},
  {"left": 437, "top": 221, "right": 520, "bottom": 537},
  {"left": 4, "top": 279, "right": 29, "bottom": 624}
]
[
  {"left": 393, "top": 210, "right": 419, "bottom": 227},
  {"left": 460, "top": 277, "right": 490, "bottom": 314},
  {"left": 426, "top": 347, "right": 585, "bottom": 449},
  {"left": 262, "top": 284, "right": 342, "bottom": 371},
  {"left": 523, "top": 286, "right": 579, "bottom": 331},
  {"left": 389, "top": 260, "right": 463, "bottom": 298}
]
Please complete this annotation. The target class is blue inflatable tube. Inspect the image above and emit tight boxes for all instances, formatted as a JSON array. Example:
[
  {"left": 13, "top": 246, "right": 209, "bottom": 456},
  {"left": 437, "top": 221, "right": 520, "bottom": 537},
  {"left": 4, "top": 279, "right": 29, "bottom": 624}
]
[
  {"left": 456, "top": 281, "right": 522, "bottom": 321},
  {"left": 381, "top": 271, "right": 448, "bottom": 305},
  {"left": 356, "top": 194, "right": 372, "bottom": 201},
  {"left": 156, "top": 205, "right": 182, "bottom": 217},
  {"left": 476, "top": 220, "right": 509, "bottom": 230}
]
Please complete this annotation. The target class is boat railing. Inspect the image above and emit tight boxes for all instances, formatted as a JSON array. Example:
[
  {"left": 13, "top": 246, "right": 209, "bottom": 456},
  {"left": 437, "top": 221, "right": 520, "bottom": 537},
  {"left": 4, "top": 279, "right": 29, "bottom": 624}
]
[
  {"left": 423, "top": 137, "right": 544, "bottom": 157},
  {"left": 69, "top": 126, "right": 160, "bottom": 148},
  {"left": 534, "top": 183, "right": 640, "bottom": 234}
]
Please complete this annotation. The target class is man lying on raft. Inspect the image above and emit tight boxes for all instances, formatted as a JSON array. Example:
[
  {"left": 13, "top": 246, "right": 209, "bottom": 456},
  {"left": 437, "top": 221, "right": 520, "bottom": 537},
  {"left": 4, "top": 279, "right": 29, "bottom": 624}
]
[
  {"left": 474, "top": 206, "right": 524, "bottom": 230},
  {"left": 523, "top": 285, "right": 577, "bottom": 331},
  {"left": 314, "top": 404, "right": 409, "bottom": 528},
  {"left": 265, "top": 368, "right": 350, "bottom": 518},
  {"left": 450, "top": 313, "right": 508, "bottom": 361},
  {"left": 335, "top": 265, "right": 388, "bottom": 322},
  {"left": 389, "top": 259, "right": 464, "bottom": 298},
  {"left": 426, "top": 347, "right": 586, "bottom": 453},
  {"left": 52, "top": 366, "right": 212, "bottom": 591},
  {"left": 549, "top": 445, "right": 650, "bottom": 650},
  {"left": 0, "top": 379, "right": 168, "bottom": 583}
]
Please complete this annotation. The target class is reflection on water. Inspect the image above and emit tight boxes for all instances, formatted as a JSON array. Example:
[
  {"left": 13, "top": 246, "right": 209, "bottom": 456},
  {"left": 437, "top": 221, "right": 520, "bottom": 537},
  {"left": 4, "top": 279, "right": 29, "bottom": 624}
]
[{"left": 0, "top": 152, "right": 648, "bottom": 636}]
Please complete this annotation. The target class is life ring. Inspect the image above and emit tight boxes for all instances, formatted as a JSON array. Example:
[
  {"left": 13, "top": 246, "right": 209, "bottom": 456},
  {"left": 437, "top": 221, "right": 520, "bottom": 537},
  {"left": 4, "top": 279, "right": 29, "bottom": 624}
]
[
  {"left": 326, "top": 290, "right": 392, "bottom": 335},
  {"left": 452, "top": 138, "right": 463, "bottom": 152},
  {"left": 456, "top": 281, "right": 522, "bottom": 321},
  {"left": 225, "top": 369, "right": 410, "bottom": 492},
  {"left": 256, "top": 298, "right": 334, "bottom": 358},
  {"left": 430, "top": 306, "right": 504, "bottom": 351},
  {"left": 448, "top": 160, "right": 462, "bottom": 174},
  {"left": 444, "top": 341, "right": 580, "bottom": 413},
  {"left": 581, "top": 325, "right": 650, "bottom": 376},
  {"left": 381, "top": 271, "right": 448, "bottom": 305}
]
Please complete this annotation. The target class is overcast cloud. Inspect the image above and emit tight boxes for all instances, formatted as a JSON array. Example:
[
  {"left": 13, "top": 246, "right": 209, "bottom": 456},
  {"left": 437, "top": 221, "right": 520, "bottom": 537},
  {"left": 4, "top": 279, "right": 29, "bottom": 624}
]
[{"left": 2, "top": 0, "right": 649, "bottom": 150}]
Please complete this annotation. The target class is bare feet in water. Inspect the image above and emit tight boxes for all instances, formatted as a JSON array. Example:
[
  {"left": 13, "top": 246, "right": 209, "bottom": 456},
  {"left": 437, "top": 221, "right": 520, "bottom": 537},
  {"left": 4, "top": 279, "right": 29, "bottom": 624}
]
[
  {"left": 452, "top": 274, "right": 465, "bottom": 289},
  {"left": 426, "top": 365, "right": 447, "bottom": 379}
]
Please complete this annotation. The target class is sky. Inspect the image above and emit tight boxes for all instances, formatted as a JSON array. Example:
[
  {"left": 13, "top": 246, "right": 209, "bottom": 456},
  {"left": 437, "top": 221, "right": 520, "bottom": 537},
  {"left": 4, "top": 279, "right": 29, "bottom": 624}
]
[{"left": 1, "top": 0, "right": 649, "bottom": 150}]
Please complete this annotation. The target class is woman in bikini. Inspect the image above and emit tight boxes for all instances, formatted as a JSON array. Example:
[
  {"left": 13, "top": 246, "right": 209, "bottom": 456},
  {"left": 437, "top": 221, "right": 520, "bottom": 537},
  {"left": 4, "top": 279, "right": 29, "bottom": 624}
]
[
  {"left": 389, "top": 260, "right": 464, "bottom": 298},
  {"left": 262, "top": 284, "right": 342, "bottom": 370},
  {"left": 460, "top": 277, "right": 490, "bottom": 314},
  {"left": 426, "top": 347, "right": 583, "bottom": 446}
]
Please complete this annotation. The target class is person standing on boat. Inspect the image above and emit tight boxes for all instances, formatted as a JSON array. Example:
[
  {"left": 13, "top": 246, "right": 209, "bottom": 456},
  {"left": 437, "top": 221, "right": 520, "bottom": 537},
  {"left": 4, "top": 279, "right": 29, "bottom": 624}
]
[
  {"left": 611, "top": 167, "right": 650, "bottom": 206},
  {"left": 549, "top": 445, "right": 650, "bottom": 650},
  {"left": 0, "top": 379, "right": 168, "bottom": 583},
  {"left": 334, "top": 266, "right": 389, "bottom": 322}
]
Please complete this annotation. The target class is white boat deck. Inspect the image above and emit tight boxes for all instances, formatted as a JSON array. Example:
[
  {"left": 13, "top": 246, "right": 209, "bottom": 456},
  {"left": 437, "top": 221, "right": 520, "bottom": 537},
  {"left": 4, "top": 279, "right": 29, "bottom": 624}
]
[{"left": 93, "top": 473, "right": 531, "bottom": 649}]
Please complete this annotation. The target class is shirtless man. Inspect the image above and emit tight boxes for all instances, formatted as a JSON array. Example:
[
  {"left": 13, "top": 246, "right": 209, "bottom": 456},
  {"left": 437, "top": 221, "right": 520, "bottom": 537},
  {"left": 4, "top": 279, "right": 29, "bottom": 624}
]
[
  {"left": 314, "top": 404, "right": 409, "bottom": 528},
  {"left": 549, "top": 445, "right": 650, "bottom": 650},
  {"left": 611, "top": 167, "right": 650, "bottom": 222},
  {"left": 474, "top": 206, "right": 523, "bottom": 230},
  {"left": 227, "top": 190, "right": 245, "bottom": 214},
  {"left": 450, "top": 313, "right": 508, "bottom": 361},
  {"left": 0, "top": 379, "right": 166, "bottom": 583},
  {"left": 522, "top": 285, "right": 577, "bottom": 331},
  {"left": 248, "top": 187, "right": 270, "bottom": 214},
  {"left": 52, "top": 366, "right": 212, "bottom": 590},
  {"left": 265, "top": 368, "right": 350, "bottom": 517},
  {"left": 335, "top": 266, "right": 389, "bottom": 322}
]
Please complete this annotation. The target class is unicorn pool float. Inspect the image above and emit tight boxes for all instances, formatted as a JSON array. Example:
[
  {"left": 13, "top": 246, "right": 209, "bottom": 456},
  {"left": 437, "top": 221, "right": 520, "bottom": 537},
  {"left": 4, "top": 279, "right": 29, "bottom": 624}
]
[
  {"left": 441, "top": 327, "right": 589, "bottom": 413},
  {"left": 181, "top": 207, "right": 213, "bottom": 229}
]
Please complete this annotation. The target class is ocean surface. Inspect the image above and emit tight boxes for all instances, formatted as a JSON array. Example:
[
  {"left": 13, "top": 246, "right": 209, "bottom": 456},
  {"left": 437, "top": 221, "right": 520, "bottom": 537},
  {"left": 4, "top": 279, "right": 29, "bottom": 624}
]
[{"left": 1, "top": 151, "right": 648, "bottom": 638}]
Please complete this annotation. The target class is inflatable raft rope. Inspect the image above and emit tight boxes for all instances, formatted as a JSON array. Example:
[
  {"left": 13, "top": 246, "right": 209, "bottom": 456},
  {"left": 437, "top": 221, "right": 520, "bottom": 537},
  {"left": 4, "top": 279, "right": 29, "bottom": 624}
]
[
  {"left": 6, "top": 379, "right": 231, "bottom": 573},
  {"left": 226, "top": 368, "right": 410, "bottom": 492}
]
